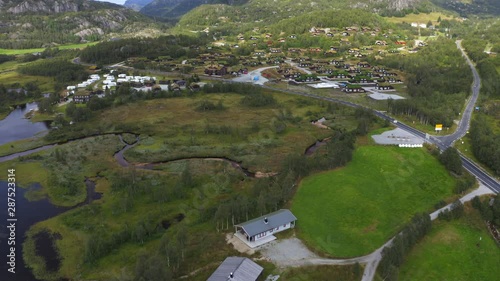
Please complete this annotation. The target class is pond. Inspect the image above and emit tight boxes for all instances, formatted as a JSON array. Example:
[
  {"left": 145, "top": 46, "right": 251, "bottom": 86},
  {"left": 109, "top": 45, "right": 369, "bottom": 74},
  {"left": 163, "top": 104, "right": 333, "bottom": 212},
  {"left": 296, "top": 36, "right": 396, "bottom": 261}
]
[{"left": 0, "top": 103, "right": 50, "bottom": 146}]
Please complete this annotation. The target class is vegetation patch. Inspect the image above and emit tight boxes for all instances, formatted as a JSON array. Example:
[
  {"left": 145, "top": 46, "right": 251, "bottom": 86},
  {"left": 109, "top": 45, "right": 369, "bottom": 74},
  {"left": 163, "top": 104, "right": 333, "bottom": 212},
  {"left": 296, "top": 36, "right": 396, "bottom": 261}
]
[
  {"left": 399, "top": 208, "right": 500, "bottom": 281},
  {"left": 291, "top": 145, "right": 456, "bottom": 257},
  {"left": 280, "top": 264, "right": 363, "bottom": 281}
]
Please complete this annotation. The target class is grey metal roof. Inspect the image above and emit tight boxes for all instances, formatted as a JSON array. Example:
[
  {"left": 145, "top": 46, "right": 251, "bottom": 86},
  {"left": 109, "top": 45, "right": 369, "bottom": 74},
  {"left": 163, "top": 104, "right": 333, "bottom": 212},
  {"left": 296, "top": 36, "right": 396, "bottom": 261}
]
[
  {"left": 235, "top": 209, "right": 297, "bottom": 237},
  {"left": 207, "top": 257, "right": 263, "bottom": 281}
]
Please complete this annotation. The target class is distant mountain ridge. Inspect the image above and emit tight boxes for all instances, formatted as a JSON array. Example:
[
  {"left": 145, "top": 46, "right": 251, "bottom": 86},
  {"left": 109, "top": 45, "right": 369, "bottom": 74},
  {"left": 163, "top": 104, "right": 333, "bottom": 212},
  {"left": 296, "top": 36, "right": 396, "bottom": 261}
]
[{"left": 124, "top": 0, "right": 154, "bottom": 11}]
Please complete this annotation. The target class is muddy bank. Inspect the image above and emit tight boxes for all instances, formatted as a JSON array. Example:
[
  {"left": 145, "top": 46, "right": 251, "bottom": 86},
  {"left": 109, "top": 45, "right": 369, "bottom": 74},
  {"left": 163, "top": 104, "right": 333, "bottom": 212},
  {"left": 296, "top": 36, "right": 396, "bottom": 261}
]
[{"left": 304, "top": 137, "right": 331, "bottom": 156}]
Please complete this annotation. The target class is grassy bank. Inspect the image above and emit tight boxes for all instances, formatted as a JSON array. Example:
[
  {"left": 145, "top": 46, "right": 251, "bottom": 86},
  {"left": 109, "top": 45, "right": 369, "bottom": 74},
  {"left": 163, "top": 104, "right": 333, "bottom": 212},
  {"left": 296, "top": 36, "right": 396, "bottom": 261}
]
[
  {"left": 399, "top": 207, "right": 500, "bottom": 280},
  {"left": 291, "top": 145, "right": 457, "bottom": 257},
  {"left": 0, "top": 42, "right": 100, "bottom": 55}
]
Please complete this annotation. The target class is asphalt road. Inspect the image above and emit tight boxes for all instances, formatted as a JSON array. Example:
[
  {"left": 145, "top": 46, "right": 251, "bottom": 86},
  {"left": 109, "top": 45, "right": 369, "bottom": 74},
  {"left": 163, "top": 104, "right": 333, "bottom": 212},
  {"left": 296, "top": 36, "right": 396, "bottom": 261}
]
[{"left": 434, "top": 40, "right": 482, "bottom": 147}]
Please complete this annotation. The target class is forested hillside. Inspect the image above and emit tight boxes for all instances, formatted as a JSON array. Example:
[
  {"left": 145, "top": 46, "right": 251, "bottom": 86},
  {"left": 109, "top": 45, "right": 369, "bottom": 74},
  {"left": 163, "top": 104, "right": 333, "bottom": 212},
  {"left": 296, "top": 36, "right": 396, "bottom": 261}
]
[
  {"left": 377, "top": 38, "right": 472, "bottom": 127},
  {"left": 140, "top": 0, "right": 247, "bottom": 19}
]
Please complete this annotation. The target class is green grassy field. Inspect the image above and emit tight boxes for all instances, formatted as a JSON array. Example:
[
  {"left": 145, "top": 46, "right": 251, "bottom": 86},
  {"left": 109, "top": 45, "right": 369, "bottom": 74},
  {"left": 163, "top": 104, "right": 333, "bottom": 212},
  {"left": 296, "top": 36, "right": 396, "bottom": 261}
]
[
  {"left": 280, "top": 264, "right": 362, "bottom": 281},
  {"left": 399, "top": 207, "right": 500, "bottom": 281},
  {"left": 0, "top": 42, "right": 99, "bottom": 55},
  {"left": 291, "top": 145, "right": 457, "bottom": 257}
]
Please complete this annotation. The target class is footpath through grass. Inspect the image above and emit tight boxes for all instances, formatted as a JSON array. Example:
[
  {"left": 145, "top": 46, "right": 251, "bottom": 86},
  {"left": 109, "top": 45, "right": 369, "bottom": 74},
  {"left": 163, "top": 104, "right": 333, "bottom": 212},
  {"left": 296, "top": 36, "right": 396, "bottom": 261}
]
[
  {"left": 399, "top": 208, "right": 500, "bottom": 281},
  {"left": 291, "top": 145, "right": 456, "bottom": 257}
]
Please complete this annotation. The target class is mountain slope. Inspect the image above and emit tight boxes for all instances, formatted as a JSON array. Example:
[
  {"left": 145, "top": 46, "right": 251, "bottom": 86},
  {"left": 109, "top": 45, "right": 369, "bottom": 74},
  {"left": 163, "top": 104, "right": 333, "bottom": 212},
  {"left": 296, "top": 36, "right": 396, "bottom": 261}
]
[
  {"left": 175, "top": 0, "right": 436, "bottom": 33},
  {"left": 433, "top": 0, "right": 500, "bottom": 16},
  {"left": 0, "top": 0, "right": 166, "bottom": 49},
  {"left": 140, "top": 0, "right": 247, "bottom": 19},
  {"left": 124, "top": 0, "right": 154, "bottom": 11}
]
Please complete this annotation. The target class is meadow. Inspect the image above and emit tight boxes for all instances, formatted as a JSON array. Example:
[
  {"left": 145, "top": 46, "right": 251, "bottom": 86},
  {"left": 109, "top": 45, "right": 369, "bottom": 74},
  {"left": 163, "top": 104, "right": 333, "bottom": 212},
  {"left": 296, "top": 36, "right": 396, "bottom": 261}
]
[
  {"left": 291, "top": 145, "right": 457, "bottom": 257},
  {"left": 399, "top": 207, "right": 500, "bottom": 280},
  {"left": 0, "top": 42, "right": 99, "bottom": 55}
]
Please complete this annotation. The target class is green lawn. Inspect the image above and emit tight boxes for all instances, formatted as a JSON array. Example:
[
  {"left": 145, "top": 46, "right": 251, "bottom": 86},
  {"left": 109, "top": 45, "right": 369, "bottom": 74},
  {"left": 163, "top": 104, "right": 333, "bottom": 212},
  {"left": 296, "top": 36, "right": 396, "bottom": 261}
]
[
  {"left": 399, "top": 209, "right": 500, "bottom": 281},
  {"left": 280, "top": 264, "right": 362, "bottom": 281},
  {"left": 291, "top": 145, "right": 457, "bottom": 257},
  {"left": 0, "top": 42, "right": 99, "bottom": 55}
]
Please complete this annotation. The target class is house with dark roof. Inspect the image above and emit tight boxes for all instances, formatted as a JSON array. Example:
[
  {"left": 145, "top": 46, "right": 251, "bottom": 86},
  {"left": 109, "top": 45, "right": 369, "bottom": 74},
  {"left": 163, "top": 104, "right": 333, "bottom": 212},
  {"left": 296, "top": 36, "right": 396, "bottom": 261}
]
[
  {"left": 234, "top": 209, "right": 297, "bottom": 248},
  {"left": 207, "top": 257, "right": 263, "bottom": 281}
]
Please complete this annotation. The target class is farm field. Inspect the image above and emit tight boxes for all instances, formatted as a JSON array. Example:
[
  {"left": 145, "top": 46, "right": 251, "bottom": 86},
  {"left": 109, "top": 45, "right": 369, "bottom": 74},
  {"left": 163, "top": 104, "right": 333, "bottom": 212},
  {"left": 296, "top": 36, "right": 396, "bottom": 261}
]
[
  {"left": 399, "top": 208, "right": 500, "bottom": 281},
  {"left": 291, "top": 145, "right": 457, "bottom": 257}
]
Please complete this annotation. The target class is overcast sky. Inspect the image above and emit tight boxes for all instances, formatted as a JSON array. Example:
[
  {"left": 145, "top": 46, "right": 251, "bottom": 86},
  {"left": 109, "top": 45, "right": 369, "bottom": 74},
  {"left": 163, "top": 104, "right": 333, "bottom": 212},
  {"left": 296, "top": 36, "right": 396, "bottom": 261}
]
[{"left": 95, "top": 0, "right": 126, "bottom": 5}]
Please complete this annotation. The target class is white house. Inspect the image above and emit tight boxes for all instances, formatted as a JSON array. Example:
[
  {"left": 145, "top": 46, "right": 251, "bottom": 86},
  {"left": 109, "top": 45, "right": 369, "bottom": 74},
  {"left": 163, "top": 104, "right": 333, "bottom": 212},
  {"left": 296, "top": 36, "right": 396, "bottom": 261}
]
[{"left": 234, "top": 209, "right": 297, "bottom": 247}]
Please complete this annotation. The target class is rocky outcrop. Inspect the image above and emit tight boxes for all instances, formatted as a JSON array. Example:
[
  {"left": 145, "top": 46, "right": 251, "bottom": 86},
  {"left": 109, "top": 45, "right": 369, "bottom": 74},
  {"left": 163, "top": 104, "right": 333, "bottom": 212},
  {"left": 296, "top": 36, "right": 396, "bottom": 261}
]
[
  {"left": 386, "top": 0, "right": 423, "bottom": 11},
  {"left": 74, "top": 27, "right": 104, "bottom": 38},
  {"left": 6, "top": 0, "right": 90, "bottom": 14}
]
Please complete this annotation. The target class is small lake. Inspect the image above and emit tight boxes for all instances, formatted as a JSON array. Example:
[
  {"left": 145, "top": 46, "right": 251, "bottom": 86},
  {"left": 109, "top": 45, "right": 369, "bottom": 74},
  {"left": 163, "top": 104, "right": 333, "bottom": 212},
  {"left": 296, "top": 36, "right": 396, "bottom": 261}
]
[
  {"left": 0, "top": 182, "right": 69, "bottom": 281},
  {"left": 0, "top": 103, "right": 50, "bottom": 146}
]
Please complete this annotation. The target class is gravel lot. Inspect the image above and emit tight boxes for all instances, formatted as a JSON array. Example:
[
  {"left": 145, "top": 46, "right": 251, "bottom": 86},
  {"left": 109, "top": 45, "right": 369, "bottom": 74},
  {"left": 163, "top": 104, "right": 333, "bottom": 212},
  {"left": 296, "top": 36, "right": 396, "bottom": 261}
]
[{"left": 372, "top": 128, "right": 424, "bottom": 145}]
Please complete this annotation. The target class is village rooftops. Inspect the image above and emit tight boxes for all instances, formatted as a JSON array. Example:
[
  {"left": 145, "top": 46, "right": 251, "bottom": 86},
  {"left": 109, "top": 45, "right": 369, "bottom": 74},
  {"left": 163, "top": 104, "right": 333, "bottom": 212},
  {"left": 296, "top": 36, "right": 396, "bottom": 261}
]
[
  {"left": 235, "top": 209, "right": 297, "bottom": 237},
  {"left": 207, "top": 257, "right": 263, "bottom": 281}
]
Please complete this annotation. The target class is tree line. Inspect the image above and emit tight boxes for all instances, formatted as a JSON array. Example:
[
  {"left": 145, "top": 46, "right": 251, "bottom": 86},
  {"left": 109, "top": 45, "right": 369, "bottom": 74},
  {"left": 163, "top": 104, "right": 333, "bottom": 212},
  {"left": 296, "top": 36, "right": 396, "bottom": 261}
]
[
  {"left": 18, "top": 59, "right": 88, "bottom": 83},
  {"left": 469, "top": 116, "right": 500, "bottom": 176},
  {"left": 378, "top": 213, "right": 432, "bottom": 281}
]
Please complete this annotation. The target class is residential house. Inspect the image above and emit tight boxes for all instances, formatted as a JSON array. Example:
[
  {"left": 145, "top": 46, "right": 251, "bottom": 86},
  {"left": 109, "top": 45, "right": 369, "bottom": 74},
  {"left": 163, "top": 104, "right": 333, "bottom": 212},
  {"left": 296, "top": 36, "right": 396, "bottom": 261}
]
[
  {"left": 234, "top": 209, "right": 297, "bottom": 246},
  {"left": 269, "top": 48, "right": 282, "bottom": 54},
  {"left": 343, "top": 84, "right": 366, "bottom": 93},
  {"left": 376, "top": 83, "right": 394, "bottom": 90},
  {"left": 357, "top": 62, "right": 371, "bottom": 68},
  {"left": 205, "top": 65, "right": 228, "bottom": 76},
  {"left": 207, "top": 257, "right": 263, "bottom": 281}
]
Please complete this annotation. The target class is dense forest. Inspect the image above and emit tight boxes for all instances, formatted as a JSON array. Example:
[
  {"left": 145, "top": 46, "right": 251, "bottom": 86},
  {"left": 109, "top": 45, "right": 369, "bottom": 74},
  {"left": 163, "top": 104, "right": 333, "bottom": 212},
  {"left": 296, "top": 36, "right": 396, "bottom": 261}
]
[
  {"left": 79, "top": 35, "right": 210, "bottom": 65},
  {"left": 377, "top": 38, "right": 472, "bottom": 127},
  {"left": 469, "top": 116, "right": 500, "bottom": 176},
  {"left": 18, "top": 59, "right": 88, "bottom": 83}
]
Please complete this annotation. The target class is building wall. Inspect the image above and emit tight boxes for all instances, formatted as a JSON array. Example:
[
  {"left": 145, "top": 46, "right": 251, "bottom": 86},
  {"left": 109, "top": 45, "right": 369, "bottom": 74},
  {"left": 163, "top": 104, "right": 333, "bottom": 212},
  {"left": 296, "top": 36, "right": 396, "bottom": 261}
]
[{"left": 253, "top": 221, "right": 294, "bottom": 241}]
